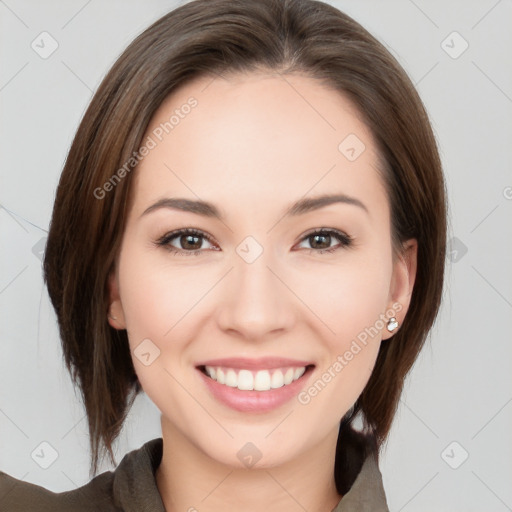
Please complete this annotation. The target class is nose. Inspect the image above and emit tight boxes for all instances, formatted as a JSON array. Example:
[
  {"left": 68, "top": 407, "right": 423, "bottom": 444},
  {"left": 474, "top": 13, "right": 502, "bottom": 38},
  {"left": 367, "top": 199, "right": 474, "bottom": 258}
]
[{"left": 216, "top": 249, "right": 297, "bottom": 341}]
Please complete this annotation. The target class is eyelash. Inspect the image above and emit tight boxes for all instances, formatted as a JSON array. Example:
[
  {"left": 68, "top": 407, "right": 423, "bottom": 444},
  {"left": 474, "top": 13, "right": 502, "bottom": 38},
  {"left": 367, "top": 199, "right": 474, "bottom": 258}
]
[{"left": 155, "top": 227, "right": 353, "bottom": 256}]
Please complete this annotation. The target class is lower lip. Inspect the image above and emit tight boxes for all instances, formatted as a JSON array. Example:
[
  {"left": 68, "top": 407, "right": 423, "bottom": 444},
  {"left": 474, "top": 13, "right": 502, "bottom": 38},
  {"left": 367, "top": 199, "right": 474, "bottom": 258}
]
[{"left": 197, "top": 367, "right": 313, "bottom": 413}]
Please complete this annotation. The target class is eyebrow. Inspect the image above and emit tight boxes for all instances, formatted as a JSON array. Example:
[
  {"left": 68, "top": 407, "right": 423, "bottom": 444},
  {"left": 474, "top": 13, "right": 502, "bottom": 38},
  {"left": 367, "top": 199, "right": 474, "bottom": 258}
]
[{"left": 140, "top": 193, "right": 369, "bottom": 220}]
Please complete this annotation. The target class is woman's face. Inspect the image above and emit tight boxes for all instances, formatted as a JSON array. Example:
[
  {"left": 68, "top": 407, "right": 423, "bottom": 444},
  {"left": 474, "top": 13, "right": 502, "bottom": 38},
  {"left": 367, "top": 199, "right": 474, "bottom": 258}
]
[{"left": 108, "top": 71, "right": 416, "bottom": 468}]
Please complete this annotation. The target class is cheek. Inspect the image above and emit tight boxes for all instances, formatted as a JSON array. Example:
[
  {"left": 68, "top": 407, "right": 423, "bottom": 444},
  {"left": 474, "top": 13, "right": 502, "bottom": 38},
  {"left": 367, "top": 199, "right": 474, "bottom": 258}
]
[
  {"left": 292, "top": 252, "right": 392, "bottom": 341},
  {"left": 118, "top": 245, "right": 211, "bottom": 342},
  {"left": 116, "top": 248, "right": 201, "bottom": 412},
  {"left": 292, "top": 254, "right": 390, "bottom": 406}
]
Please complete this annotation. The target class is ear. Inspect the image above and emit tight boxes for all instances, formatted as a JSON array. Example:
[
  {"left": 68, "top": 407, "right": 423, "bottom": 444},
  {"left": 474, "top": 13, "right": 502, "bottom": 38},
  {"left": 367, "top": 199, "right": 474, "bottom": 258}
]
[
  {"left": 382, "top": 238, "right": 418, "bottom": 340},
  {"left": 107, "top": 269, "right": 127, "bottom": 330}
]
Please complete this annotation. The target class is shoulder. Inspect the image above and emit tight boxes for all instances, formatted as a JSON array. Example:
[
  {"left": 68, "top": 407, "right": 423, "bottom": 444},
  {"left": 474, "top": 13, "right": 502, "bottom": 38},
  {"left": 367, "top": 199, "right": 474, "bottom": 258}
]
[
  {"left": 333, "top": 451, "right": 390, "bottom": 512},
  {"left": 0, "top": 469, "right": 119, "bottom": 512},
  {"left": 0, "top": 437, "right": 164, "bottom": 512}
]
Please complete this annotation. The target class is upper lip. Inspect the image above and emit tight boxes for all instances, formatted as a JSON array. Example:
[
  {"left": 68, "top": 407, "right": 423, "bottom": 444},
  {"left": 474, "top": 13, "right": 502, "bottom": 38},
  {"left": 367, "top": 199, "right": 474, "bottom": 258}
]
[{"left": 195, "top": 357, "right": 314, "bottom": 370}]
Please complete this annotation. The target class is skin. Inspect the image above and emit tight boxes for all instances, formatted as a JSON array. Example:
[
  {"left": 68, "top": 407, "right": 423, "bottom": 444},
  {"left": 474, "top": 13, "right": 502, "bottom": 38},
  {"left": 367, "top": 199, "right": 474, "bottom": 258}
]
[{"left": 108, "top": 71, "right": 417, "bottom": 512}]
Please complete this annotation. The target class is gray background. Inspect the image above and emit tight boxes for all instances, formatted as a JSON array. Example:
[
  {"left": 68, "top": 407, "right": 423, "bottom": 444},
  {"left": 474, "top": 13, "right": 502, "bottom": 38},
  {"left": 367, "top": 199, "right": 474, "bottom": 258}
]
[{"left": 1, "top": 0, "right": 511, "bottom": 510}]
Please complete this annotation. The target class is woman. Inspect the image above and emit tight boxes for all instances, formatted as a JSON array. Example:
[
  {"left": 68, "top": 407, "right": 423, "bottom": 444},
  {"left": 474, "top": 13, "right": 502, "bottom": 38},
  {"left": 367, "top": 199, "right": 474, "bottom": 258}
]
[{"left": 0, "top": 0, "right": 446, "bottom": 510}]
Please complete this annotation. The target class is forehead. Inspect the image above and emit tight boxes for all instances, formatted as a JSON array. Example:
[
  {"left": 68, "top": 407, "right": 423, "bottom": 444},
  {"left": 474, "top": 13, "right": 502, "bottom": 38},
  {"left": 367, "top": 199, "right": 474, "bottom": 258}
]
[{"left": 131, "top": 71, "right": 386, "bottom": 219}]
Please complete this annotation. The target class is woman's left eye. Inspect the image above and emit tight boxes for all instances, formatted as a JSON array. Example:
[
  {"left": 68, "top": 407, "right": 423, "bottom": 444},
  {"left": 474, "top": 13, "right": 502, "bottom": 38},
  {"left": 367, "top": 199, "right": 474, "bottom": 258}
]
[
  {"left": 296, "top": 229, "right": 353, "bottom": 254},
  {"left": 155, "top": 228, "right": 353, "bottom": 256}
]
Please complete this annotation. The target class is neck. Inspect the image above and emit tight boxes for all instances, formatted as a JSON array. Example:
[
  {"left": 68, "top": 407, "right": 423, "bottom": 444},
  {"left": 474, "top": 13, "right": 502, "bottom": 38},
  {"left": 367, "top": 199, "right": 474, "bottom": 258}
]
[{"left": 155, "top": 417, "right": 342, "bottom": 512}]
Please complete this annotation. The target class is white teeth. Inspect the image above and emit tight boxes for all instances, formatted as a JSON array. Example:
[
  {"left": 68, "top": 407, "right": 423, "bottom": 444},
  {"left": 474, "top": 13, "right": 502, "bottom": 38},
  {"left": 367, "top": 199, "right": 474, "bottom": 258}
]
[
  {"left": 284, "top": 368, "right": 294, "bottom": 385},
  {"left": 271, "top": 370, "right": 284, "bottom": 389},
  {"left": 225, "top": 369, "right": 238, "bottom": 387},
  {"left": 238, "top": 370, "right": 254, "bottom": 390},
  {"left": 203, "top": 365, "right": 308, "bottom": 391},
  {"left": 294, "top": 367, "right": 306, "bottom": 380},
  {"left": 254, "top": 370, "right": 271, "bottom": 391}
]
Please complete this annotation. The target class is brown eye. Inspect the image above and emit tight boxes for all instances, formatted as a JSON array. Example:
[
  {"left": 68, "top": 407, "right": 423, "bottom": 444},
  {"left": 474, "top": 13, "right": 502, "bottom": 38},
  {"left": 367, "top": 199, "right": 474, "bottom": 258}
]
[
  {"left": 156, "top": 228, "right": 216, "bottom": 256},
  {"left": 309, "top": 233, "right": 332, "bottom": 250},
  {"left": 179, "top": 233, "right": 203, "bottom": 250},
  {"left": 297, "top": 229, "right": 353, "bottom": 254}
]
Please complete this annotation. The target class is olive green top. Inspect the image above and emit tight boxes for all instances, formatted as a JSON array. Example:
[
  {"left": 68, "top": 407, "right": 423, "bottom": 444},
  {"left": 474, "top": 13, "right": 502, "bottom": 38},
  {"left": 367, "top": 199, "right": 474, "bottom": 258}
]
[{"left": 0, "top": 438, "right": 389, "bottom": 511}]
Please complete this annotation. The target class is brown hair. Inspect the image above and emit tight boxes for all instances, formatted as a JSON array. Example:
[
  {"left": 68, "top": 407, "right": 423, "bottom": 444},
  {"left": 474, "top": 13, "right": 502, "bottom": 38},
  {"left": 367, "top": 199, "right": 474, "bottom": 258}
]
[{"left": 43, "top": 0, "right": 446, "bottom": 492}]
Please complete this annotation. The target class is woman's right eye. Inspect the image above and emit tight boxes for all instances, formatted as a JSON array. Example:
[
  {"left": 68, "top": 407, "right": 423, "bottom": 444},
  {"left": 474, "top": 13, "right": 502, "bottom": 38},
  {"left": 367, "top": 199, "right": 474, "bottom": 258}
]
[{"left": 155, "top": 228, "right": 216, "bottom": 256}]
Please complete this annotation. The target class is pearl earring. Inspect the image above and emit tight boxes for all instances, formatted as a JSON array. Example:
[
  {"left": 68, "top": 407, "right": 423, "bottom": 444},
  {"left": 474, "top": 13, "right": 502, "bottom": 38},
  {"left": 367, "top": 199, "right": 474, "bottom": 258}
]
[{"left": 386, "top": 317, "right": 399, "bottom": 332}]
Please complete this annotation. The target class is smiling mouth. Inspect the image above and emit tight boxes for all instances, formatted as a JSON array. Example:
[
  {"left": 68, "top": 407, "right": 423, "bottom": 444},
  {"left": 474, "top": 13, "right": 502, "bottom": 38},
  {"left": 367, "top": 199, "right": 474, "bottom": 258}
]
[{"left": 197, "top": 364, "right": 315, "bottom": 392}]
